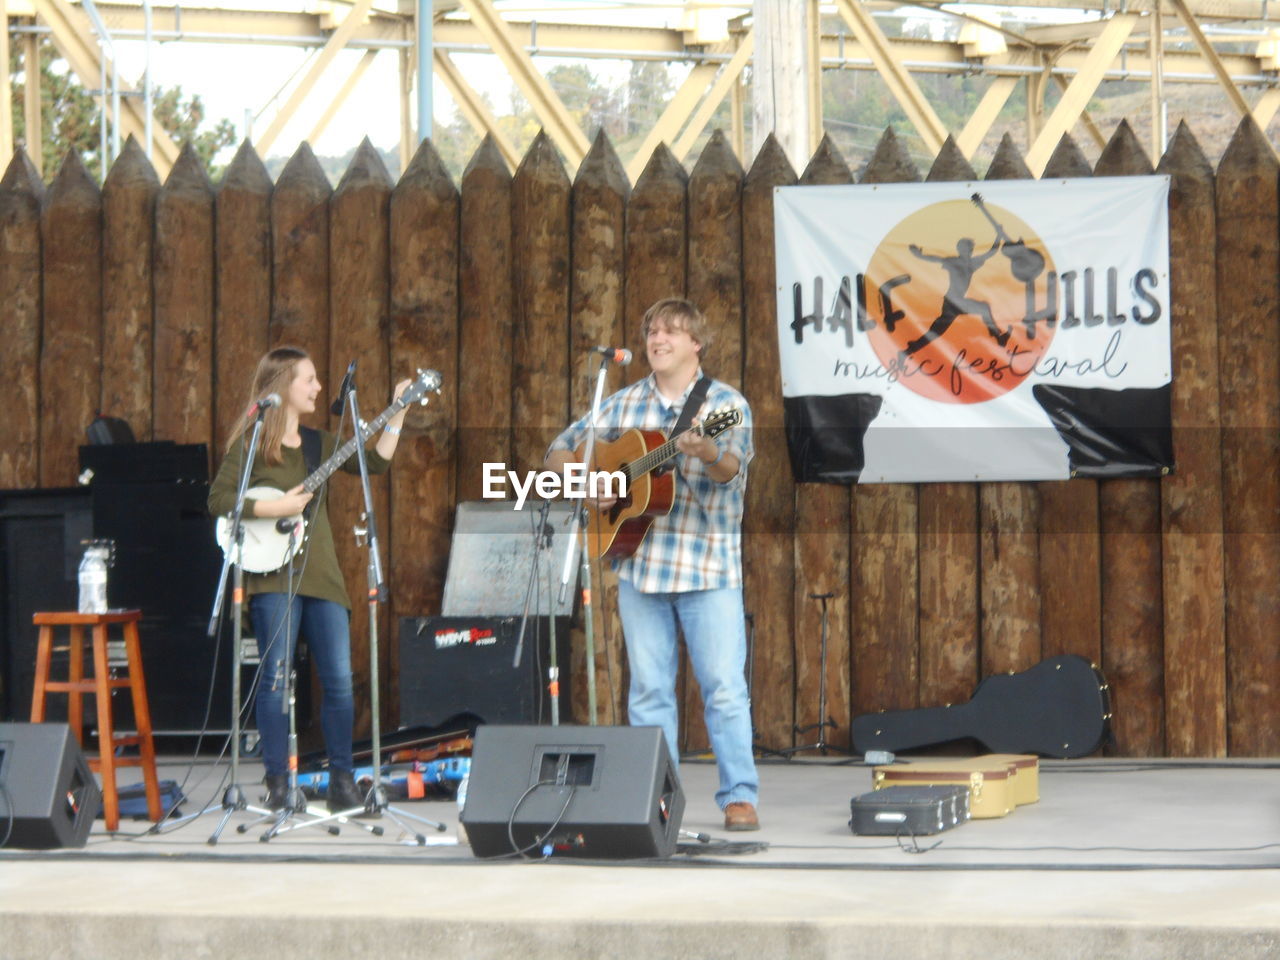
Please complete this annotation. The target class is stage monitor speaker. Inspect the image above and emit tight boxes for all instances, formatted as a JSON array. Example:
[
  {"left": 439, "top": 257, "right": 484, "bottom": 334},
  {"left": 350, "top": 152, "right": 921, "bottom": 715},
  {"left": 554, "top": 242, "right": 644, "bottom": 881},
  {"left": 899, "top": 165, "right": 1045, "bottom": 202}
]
[
  {"left": 461, "top": 724, "right": 684, "bottom": 860},
  {"left": 398, "top": 616, "right": 571, "bottom": 728},
  {"left": 0, "top": 722, "right": 100, "bottom": 849}
]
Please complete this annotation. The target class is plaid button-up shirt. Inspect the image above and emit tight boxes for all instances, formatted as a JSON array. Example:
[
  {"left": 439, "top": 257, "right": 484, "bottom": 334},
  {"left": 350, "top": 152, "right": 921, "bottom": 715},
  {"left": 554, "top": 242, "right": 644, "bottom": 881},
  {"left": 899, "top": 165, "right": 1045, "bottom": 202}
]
[{"left": 549, "top": 370, "right": 753, "bottom": 594}]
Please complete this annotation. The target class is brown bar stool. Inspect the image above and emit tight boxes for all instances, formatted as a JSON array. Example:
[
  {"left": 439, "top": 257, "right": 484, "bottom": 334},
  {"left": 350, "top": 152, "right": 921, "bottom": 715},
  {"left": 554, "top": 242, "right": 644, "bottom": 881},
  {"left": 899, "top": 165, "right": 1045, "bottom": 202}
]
[{"left": 30, "top": 610, "right": 163, "bottom": 832}]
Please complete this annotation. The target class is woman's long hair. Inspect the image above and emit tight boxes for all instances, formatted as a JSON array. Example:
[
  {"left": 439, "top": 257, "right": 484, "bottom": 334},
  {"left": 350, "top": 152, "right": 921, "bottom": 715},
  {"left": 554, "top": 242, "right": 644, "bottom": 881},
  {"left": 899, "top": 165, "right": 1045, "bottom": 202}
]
[{"left": 225, "top": 346, "right": 309, "bottom": 465}]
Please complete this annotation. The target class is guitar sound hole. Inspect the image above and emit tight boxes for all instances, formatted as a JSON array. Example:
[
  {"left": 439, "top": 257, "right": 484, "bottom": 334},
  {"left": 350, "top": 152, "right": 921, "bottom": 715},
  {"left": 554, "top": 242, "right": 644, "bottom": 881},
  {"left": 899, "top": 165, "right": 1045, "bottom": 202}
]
[{"left": 608, "top": 464, "right": 633, "bottom": 522}]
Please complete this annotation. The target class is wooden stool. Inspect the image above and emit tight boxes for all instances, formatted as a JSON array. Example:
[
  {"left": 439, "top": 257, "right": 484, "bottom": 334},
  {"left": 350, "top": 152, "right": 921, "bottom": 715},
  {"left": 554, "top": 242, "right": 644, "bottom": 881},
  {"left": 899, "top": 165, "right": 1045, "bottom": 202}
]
[{"left": 30, "top": 610, "right": 163, "bottom": 831}]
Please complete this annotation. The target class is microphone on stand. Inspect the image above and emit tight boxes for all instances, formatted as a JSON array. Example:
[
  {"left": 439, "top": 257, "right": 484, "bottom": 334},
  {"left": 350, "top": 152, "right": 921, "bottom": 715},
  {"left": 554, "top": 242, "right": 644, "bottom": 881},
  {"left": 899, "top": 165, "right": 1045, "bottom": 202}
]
[
  {"left": 593, "top": 346, "right": 632, "bottom": 365},
  {"left": 331, "top": 359, "right": 357, "bottom": 415},
  {"left": 247, "top": 393, "right": 281, "bottom": 418}
]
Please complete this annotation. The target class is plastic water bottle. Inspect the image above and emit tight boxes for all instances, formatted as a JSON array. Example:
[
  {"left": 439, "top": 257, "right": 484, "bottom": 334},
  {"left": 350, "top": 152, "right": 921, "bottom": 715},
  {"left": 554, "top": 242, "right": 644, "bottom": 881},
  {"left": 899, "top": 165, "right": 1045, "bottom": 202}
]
[{"left": 77, "top": 542, "right": 110, "bottom": 614}]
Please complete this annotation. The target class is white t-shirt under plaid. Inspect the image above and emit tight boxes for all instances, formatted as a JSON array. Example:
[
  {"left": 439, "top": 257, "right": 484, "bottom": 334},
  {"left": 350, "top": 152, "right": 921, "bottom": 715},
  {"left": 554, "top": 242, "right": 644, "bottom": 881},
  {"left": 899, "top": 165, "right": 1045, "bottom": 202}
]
[{"left": 548, "top": 370, "right": 753, "bottom": 594}]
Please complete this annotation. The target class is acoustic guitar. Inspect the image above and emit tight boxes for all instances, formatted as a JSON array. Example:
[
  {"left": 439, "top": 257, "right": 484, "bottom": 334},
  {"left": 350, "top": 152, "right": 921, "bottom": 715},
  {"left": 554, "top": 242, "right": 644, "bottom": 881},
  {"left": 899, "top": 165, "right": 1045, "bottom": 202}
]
[
  {"left": 579, "top": 406, "right": 741, "bottom": 561},
  {"left": 851, "top": 655, "right": 1111, "bottom": 759},
  {"left": 215, "top": 368, "right": 441, "bottom": 573}
]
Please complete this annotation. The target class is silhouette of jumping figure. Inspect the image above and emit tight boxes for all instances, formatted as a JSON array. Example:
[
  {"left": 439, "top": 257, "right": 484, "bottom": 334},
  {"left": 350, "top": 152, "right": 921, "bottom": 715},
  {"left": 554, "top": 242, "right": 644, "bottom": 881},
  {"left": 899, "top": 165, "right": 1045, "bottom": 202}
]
[
  {"left": 971, "top": 192, "right": 1055, "bottom": 339},
  {"left": 904, "top": 231, "right": 1012, "bottom": 357}
]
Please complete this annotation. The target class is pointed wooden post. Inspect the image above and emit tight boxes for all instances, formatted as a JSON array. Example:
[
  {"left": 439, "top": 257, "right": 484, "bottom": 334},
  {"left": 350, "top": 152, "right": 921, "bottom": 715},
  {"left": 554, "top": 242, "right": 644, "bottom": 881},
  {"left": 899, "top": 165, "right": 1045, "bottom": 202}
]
[
  {"left": 1215, "top": 118, "right": 1280, "bottom": 756},
  {"left": 272, "top": 143, "right": 333, "bottom": 382},
  {"left": 791, "top": 135, "right": 856, "bottom": 751},
  {"left": 458, "top": 135, "right": 514, "bottom": 503},
  {"left": 512, "top": 131, "right": 578, "bottom": 722},
  {"left": 626, "top": 142, "right": 694, "bottom": 744},
  {"left": 390, "top": 139, "right": 459, "bottom": 651},
  {"left": 978, "top": 134, "right": 1042, "bottom": 679},
  {"left": 742, "top": 134, "right": 799, "bottom": 753},
  {"left": 1158, "top": 122, "right": 1227, "bottom": 758},
  {"left": 1094, "top": 119, "right": 1165, "bottom": 756},
  {"left": 512, "top": 131, "right": 571, "bottom": 477},
  {"left": 688, "top": 130, "right": 745, "bottom": 389},
  {"left": 102, "top": 137, "right": 159, "bottom": 443},
  {"left": 1037, "top": 133, "right": 1102, "bottom": 696},
  {"left": 681, "top": 129, "right": 746, "bottom": 750},
  {"left": 571, "top": 130, "right": 630, "bottom": 726},
  {"left": 852, "top": 128, "right": 920, "bottom": 720},
  {"left": 41, "top": 151, "right": 102, "bottom": 487},
  {"left": 0, "top": 150, "right": 45, "bottom": 488},
  {"left": 917, "top": 135, "right": 981, "bottom": 710},
  {"left": 330, "top": 137, "right": 394, "bottom": 737},
  {"left": 215, "top": 141, "right": 273, "bottom": 456},
  {"left": 626, "top": 144, "right": 687, "bottom": 387},
  {"left": 154, "top": 143, "right": 215, "bottom": 451}
]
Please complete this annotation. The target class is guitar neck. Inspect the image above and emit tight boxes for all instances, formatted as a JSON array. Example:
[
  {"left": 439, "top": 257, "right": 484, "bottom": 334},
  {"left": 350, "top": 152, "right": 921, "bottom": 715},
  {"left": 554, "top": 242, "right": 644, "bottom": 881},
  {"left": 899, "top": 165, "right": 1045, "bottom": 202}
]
[
  {"left": 624, "top": 428, "right": 693, "bottom": 482},
  {"left": 301, "top": 402, "right": 403, "bottom": 493}
]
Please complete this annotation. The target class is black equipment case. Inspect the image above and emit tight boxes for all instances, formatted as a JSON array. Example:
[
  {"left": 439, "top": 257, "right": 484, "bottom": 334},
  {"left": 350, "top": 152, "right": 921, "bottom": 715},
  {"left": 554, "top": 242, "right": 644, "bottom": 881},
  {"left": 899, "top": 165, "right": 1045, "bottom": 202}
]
[{"left": 849, "top": 784, "right": 970, "bottom": 836}]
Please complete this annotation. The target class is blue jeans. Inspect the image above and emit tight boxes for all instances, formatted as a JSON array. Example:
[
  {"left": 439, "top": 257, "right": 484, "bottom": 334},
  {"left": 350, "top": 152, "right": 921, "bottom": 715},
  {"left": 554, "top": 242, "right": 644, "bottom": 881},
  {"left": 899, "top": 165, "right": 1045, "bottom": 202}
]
[
  {"left": 616, "top": 580, "right": 758, "bottom": 809},
  {"left": 249, "top": 594, "right": 354, "bottom": 777}
]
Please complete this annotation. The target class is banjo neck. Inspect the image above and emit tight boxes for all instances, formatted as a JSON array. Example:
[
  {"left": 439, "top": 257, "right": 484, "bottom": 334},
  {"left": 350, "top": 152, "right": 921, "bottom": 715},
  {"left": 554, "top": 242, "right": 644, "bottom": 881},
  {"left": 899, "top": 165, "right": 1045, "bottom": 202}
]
[{"left": 300, "top": 401, "right": 407, "bottom": 493}]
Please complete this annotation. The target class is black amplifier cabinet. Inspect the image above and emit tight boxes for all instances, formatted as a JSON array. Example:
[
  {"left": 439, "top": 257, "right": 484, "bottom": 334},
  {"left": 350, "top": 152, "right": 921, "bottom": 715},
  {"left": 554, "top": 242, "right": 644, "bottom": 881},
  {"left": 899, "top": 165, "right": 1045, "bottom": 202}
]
[{"left": 398, "top": 616, "right": 572, "bottom": 729}]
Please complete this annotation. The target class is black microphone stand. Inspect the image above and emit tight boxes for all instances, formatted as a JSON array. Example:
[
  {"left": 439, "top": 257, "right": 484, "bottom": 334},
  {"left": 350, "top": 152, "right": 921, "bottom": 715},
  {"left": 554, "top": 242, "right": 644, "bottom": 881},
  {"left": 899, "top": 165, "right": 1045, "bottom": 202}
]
[
  {"left": 552, "top": 352, "right": 616, "bottom": 725},
  {"left": 273, "top": 375, "right": 445, "bottom": 843},
  {"left": 160, "top": 404, "right": 274, "bottom": 841}
]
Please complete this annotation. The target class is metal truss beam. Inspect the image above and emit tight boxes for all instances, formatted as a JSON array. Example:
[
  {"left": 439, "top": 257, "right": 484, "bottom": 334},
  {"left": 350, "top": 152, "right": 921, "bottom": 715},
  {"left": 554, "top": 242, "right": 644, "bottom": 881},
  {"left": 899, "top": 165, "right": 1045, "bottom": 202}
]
[
  {"left": 1168, "top": 0, "right": 1255, "bottom": 121},
  {"left": 434, "top": 49, "right": 521, "bottom": 170},
  {"left": 625, "top": 61, "right": 718, "bottom": 183},
  {"left": 454, "top": 0, "right": 589, "bottom": 170},
  {"left": 833, "top": 0, "right": 949, "bottom": 155},
  {"left": 256, "top": 0, "right": 376, "bottom": 155},
  {"left": 32, "top": 0, "right": 179, "bottom": 173},
  {"left": 671, "top": 30, "right": 754, "bottom": 166},
  {"left": 308, "top": 48, "right": 379, "bottom": 147},
  {"left": 1026, "top": 13, "right": 1139, "bottom": 175},
  {"left": 10, "top": 5, "right": 1272, "bottom": 84}
]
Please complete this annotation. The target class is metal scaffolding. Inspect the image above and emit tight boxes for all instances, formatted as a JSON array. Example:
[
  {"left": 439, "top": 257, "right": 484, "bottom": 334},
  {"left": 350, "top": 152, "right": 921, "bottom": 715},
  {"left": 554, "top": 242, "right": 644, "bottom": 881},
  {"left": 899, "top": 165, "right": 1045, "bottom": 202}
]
[{"left": 4, "top": 0, "right": 1280, "bottom": 178}]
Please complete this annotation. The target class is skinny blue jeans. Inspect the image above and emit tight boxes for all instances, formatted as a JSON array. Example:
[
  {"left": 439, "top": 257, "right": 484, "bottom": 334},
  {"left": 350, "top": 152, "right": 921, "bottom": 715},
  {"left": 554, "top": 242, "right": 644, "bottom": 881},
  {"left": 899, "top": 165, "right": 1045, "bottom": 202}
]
[{"left": 249, "top": 593, "right": 354, "bottom": 777}]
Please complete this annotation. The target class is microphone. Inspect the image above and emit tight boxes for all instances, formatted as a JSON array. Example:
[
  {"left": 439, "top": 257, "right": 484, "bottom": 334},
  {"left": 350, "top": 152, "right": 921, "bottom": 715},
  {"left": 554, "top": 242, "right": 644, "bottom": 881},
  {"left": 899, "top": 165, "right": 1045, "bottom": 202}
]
[
  {"left": 247, "top": 393, "right": 281, "bottom": 418},
  {"left": 594, "top": 346, "right": 632, "bottom": 366},
  {"left": 330, "top": 359, "right": 357, "bottom": 415}
]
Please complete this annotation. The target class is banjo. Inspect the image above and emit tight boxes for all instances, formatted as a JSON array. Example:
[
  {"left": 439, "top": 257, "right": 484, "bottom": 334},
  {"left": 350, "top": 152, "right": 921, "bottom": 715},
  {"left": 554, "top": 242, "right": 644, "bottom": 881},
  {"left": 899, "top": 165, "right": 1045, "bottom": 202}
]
[{"left": 216, "top": 368, "right": 441, "bottom": 573}]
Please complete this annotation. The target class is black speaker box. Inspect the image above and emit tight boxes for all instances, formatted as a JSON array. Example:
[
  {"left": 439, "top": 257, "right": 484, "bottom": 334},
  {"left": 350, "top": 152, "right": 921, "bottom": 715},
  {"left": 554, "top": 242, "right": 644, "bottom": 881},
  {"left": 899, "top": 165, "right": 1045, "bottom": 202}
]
[
  {"left": 398, "top": 616, "right": 571, "bottom": 728},
  {"left": 0, "top": 722, "right": 101, "bottom": 849},
  {"left": 461, "top": 724, "right": 684, "bottom": 860}
]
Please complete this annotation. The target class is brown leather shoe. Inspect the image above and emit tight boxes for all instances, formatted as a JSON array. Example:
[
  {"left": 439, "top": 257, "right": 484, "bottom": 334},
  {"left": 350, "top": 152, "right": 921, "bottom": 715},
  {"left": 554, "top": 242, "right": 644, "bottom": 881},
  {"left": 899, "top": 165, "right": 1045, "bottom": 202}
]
[{"left": 724, "top": 801, "right": 760, "bottom": 831}]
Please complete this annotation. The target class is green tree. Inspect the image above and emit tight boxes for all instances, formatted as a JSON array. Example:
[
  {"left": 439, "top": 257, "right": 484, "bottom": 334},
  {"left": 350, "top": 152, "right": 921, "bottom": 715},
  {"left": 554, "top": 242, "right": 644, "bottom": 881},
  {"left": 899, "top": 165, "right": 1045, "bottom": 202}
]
[{"left": 8, "top": 38, "right": 236, "bottom": 181}]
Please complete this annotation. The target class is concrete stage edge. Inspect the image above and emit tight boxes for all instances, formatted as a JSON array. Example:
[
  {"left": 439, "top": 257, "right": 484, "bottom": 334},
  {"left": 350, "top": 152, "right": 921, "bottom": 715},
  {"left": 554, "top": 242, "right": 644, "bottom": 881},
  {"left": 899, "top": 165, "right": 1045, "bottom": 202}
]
[{"left": 1, "top": 756, "right": 1277, "bottom": 960}]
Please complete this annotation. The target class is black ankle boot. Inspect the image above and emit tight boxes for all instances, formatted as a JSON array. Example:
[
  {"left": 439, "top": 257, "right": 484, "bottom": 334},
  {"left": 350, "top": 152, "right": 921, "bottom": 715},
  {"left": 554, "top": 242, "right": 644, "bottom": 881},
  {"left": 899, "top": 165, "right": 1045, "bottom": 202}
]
[
  {"left": 327, "top": 768, "right": 371, "bottom": 815},
  {"left": 263, "top": 774, "right": 289, "bottom": 811}
]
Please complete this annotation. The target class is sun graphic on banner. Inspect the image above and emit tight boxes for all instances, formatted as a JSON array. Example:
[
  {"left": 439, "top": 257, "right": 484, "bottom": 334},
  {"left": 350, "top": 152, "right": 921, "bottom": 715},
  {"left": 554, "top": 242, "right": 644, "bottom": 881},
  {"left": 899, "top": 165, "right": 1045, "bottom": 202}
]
[{"left": 866, "top": 194, "right": 1057, "bottom": 404}]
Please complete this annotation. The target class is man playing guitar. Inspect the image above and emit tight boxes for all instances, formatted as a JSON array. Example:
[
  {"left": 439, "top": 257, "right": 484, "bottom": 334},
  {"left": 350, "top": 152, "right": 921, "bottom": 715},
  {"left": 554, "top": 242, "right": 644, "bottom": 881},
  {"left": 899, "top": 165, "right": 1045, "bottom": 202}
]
[{"left": 544, "top": 298, "right": 760, "bottom": 831}]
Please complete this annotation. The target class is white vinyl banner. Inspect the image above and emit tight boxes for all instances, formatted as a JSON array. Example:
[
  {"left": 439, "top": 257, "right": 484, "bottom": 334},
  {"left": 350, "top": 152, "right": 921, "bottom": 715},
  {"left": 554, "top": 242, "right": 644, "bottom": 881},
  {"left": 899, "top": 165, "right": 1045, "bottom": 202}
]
[{"left": 774, "top": 177, "right": 1172, "bottom": 483}]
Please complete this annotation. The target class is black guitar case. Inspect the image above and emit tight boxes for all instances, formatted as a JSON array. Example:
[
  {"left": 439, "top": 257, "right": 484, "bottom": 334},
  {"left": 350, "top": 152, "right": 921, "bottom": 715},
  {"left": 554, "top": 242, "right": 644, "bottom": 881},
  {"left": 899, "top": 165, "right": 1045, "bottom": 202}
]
[{"left": 851, "top": 655, "right": 1111, "bottom": 759}]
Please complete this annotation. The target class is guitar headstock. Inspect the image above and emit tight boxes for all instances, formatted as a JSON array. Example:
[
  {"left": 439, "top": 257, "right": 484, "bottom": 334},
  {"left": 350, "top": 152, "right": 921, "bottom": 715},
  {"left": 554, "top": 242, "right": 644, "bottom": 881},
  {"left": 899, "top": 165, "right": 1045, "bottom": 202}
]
[
  {"left": 698, "top": 406, "right": 742, "bottom": 440},
  {"left": 401, "top": 368, "right": 443, "bottom": 407}
]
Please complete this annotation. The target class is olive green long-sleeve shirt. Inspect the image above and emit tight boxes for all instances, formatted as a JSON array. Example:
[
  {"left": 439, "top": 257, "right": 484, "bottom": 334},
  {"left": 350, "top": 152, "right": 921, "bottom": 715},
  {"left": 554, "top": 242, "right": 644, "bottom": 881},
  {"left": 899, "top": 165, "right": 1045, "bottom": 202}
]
[{"left": 208, "top": 430, "right": 390, "bottom": 609}]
